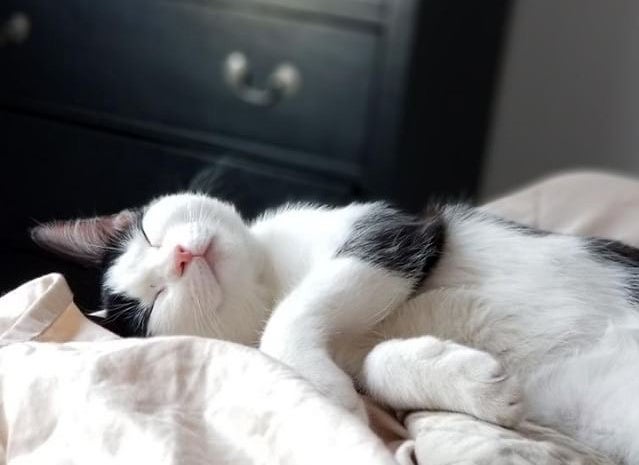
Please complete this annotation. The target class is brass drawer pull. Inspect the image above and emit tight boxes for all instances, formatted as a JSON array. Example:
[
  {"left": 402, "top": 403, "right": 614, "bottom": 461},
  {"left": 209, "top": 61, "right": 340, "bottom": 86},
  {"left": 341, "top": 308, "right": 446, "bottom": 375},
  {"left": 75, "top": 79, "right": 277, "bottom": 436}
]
[
  {"left": 0, "top": 12, "right": 31, "bottom": 47},
  {"left": 223, "top": 51, "right": 301, "bottom": 107}
]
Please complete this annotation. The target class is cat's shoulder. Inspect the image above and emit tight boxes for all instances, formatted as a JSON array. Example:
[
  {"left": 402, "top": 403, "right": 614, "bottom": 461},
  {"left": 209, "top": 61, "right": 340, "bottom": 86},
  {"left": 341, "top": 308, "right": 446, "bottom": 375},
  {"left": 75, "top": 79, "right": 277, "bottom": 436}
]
[
  {"left": 250, "top": 201, "right": 383, "bottom": 229},
  {"left": 248, "top": 198, "right": 551, "bottom": 238}
]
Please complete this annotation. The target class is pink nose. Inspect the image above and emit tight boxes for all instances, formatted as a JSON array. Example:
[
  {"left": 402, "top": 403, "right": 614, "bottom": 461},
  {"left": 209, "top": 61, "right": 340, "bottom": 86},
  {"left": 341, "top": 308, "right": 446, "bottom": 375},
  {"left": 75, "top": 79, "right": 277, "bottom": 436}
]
[{"left": 175, "top": 246, "right": 194, "bottom": 277}]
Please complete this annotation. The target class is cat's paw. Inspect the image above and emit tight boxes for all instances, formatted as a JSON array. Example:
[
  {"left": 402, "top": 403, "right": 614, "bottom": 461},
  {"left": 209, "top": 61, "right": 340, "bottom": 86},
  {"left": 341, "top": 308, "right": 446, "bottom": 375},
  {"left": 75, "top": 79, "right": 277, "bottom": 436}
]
[
  {"left": 409, "top": 412, "right": 603, "bottom": 465},
  {"left": 443, "top": 439, "right": 592, "bottom": 465},
  {"left": 362, "top": 336, "right": 522, "bottom": 426},
  {"left": 447, "top": 347, "right": 523, "bottom": 428},
  {"left": 259, "top": 339, "right": 368, "bottom": 423},
  {"left": 313, "top": 374, "right": 369, "bottom": 425},
  {"left": 346, "top": 395, "right": 369, "bottom": 425}
]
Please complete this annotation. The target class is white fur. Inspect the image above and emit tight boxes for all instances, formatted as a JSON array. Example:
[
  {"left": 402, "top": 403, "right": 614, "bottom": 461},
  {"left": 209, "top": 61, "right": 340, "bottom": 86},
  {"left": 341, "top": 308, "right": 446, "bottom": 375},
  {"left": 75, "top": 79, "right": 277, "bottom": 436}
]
[
  {"left": 103, "top": 195, "right": 639, "bottom": 464},
  {"left": 362, "top": 336, "right": 523, "bottom": 427},
  {"left": 106, "top": 193, "right": 269, "bottom": 344}
]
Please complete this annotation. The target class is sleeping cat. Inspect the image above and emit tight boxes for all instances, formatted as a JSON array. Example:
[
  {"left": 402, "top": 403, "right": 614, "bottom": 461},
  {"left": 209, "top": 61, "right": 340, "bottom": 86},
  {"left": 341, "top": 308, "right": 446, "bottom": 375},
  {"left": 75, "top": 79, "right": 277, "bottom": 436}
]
[{"left": 31, "top": 193, "right": 639, "bottom": 464}]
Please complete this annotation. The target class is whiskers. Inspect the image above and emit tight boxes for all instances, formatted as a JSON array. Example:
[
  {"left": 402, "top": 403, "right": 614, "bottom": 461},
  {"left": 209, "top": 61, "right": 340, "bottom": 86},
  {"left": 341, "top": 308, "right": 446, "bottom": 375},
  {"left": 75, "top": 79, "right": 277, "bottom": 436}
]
[
  {"left": 187, "top": 266, "right": 224, "bottom": 338},
  {"left": 101, "top": 295, "right": 150, "bottom": 336}
]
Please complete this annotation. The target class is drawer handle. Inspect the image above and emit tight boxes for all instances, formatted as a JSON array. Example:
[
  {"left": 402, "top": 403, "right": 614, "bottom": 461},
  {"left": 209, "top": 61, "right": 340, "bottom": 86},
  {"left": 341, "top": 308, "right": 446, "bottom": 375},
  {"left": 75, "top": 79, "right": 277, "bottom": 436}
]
[
  {"left": 223, "top": 51, "right": 301, "bottom": 107},
  {"left": 0, "top": 12, "right": 31, "bottom": 47}
]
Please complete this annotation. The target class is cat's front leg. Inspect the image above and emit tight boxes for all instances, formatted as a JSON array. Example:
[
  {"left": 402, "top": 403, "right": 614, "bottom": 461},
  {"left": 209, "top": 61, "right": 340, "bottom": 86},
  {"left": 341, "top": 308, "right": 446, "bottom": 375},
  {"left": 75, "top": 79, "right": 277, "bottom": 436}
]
[
  {"left": 260, "top": 257, "right": 414, "bottom": 423},
  {"left": 361, "top": 336, "right": 523, "bottom": 427}
]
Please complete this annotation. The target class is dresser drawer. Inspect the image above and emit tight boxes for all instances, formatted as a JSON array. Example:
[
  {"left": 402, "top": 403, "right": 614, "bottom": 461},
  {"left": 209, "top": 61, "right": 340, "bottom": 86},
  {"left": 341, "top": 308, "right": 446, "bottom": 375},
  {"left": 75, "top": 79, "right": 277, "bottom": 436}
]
[
  {"left": 0, "top": 1, "right": 376, "bottom": 160},
  {"left": 1, "top": 111, "right": 353, "bottom": 230}
]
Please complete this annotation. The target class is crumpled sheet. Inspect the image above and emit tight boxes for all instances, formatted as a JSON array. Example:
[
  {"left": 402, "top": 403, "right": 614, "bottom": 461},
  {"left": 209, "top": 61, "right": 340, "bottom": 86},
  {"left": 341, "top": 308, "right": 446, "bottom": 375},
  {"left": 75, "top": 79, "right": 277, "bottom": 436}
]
[
  {"left": 1, "top": 170, "right": 635, "bottom": 465},
  {"left": 0, "top": 274, "right": 397, "bottom": 465}
]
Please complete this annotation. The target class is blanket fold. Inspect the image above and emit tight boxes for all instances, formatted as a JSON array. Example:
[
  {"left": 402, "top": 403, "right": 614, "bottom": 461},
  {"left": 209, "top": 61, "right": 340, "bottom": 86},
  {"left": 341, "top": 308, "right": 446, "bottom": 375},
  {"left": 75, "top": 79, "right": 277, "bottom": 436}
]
[{"left": 0, "top": 273, "right": 399, "bottom": 465}]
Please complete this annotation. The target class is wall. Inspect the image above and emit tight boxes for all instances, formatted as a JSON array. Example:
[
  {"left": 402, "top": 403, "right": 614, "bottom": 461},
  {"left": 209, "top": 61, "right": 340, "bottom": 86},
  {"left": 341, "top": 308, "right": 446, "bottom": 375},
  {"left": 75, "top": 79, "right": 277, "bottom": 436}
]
[{"left": 482, "top": 0, "right": 639, "bottom": 199}]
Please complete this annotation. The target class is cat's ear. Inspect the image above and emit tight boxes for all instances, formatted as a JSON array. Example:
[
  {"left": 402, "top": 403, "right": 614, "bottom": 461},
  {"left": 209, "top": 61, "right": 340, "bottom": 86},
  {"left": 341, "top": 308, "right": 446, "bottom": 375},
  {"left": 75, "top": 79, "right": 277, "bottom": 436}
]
[{"left": 30, "top": 210, "right": 138, "bottom": 266}]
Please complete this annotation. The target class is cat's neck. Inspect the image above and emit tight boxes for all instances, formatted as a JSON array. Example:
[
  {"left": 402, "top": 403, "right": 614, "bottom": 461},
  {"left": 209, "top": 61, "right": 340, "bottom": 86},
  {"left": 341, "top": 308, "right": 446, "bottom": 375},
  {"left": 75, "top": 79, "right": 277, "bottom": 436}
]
[{"left": 250, "top": 204, "right": 368, "bottom": 302}]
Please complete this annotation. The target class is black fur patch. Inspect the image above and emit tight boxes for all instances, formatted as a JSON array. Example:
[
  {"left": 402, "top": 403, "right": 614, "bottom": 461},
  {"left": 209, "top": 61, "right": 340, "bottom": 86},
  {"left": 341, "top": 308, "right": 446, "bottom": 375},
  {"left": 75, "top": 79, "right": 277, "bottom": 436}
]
[
  {"left": 587, "top": 237, "right": 639, "bottom": 302},
  {"left": 587, "top": 237, "right": 639, "bottom": 268},
  {"left": 98, "top": 209, "right": 150, "bottom": 336},
  {"left": 100, "top": 291, "right": 150, "bottom": 337},
  {"left": 336, "top": 203, "right": 446, "bottom": 288},
  {"left": 497, "top": 218, "right": 550, "bottom": 237}
]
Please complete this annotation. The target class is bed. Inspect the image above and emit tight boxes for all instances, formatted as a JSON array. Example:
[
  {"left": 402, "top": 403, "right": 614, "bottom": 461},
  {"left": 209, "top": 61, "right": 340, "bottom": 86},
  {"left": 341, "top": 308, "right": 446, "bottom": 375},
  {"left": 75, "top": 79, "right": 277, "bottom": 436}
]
[{"left": 1, "top": 171, "right": 631, "bottom": 464}]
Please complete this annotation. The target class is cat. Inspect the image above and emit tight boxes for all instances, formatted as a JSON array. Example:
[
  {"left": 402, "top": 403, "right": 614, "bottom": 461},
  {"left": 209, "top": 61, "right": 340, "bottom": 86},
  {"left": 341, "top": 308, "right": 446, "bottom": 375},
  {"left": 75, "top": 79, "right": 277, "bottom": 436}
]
[{"left": 31, "top": 193, "right": 639, "bottom": 464}]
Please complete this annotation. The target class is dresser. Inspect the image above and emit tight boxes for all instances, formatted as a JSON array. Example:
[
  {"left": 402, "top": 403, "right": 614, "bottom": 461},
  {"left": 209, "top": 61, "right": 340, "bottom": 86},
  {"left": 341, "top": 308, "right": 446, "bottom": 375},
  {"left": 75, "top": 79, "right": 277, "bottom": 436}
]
[{"left": 0, "top": 0, "right": 510, "bottom": 307}]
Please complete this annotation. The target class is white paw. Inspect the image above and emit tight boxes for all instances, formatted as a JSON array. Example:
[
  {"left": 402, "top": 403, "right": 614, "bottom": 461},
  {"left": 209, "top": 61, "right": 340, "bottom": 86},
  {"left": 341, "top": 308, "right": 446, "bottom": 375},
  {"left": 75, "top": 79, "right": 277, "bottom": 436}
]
[
  {"left": 313, "top": 373, "right": 369, "bottom": 425},
  {"left": 455, "top": 439, "right": 596, "bottom": 465},
  {"left": 410, "top": 412, "right": 599, "bottom": 465},
  {"left": 445, "top": 347, "right": 523, "bottom": 428},
  {"left": 444, "top": 441, "right": 566, "bottom": 465},
  {"left": 259, "top": 341, "right": 369, "bottom": 424}
]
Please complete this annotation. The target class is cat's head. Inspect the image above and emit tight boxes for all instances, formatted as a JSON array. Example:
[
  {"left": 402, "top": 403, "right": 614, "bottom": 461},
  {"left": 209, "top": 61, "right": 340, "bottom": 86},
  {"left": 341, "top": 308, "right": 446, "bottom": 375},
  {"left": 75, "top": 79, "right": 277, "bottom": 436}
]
[{"left": 31, "top": 193, "right": 268, "bottom": 342}]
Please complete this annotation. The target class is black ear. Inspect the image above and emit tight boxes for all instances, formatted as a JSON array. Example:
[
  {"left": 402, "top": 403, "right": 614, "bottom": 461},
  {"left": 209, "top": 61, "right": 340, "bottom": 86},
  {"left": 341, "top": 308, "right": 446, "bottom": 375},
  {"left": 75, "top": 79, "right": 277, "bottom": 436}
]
[{"left": 30, "top": 210, "right": 137, "bottom": 266}]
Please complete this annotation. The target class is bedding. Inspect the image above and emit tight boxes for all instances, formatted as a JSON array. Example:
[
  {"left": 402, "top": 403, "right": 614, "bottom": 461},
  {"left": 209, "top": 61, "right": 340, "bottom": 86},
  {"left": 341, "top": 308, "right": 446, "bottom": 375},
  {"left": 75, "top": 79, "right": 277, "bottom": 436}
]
[
  {"left": 0, "top": 170, "right": 631, "bottom": 464},
  {"left": 0, "top": 274, "right": 396, "bottom": 465}
]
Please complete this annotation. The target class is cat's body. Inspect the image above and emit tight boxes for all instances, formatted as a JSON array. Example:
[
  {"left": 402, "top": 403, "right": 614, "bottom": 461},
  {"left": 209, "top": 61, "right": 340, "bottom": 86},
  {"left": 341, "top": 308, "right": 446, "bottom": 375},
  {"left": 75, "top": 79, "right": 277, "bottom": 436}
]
[{"left": 32, "top": 194, "right": 639, "bottom": 464}]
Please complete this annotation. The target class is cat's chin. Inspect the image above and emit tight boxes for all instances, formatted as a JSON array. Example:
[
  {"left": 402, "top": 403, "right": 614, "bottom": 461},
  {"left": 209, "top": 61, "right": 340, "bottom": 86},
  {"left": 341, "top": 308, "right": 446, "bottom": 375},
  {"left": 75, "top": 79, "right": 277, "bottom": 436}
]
[
  {"left": 151, "top": 262, "right": 226, "bottom": 337},
  {"left": 187, "top": 259, "right": 223, "bottom": 296}
]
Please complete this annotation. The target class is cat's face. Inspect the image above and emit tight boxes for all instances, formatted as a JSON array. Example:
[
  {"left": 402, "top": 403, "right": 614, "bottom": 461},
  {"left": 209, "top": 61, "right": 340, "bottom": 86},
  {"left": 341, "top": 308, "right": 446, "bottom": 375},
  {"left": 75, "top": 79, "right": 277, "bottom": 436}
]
[{"left": 31, "top": 193, "right": 267, "bottom": 342}]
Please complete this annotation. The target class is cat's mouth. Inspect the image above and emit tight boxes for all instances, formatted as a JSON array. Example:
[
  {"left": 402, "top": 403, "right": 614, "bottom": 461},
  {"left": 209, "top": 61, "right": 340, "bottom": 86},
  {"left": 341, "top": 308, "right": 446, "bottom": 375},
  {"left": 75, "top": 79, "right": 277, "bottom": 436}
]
[
  {"left": 183, "top": 250, "right": 219, "bottom": 284},
  {"left": 176, "top": 240, "right": 219, "bottom": 280}
]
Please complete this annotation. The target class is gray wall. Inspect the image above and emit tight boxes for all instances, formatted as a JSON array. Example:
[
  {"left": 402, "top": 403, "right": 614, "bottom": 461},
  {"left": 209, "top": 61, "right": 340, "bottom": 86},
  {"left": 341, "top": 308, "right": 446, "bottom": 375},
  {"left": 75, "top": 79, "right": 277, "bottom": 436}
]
[{"left": 482, "top": 0, "right": 639, "bottom": 199}]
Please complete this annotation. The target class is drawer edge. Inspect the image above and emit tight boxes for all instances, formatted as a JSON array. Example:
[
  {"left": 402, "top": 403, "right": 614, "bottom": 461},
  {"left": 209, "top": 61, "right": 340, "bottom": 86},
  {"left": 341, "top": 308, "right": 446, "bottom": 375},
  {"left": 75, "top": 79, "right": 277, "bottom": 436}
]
[
  {"left": 0, "top": 99, "right": 362, "bottom": 182},
  {"left": 161, "top": 0, "right": 386, "bottom": 27}
]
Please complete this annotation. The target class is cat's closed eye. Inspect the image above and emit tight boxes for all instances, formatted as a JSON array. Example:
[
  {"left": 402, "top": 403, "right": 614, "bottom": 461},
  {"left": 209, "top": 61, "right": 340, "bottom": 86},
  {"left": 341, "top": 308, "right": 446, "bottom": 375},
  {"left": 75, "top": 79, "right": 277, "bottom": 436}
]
[
  {"left": 149, "top": 284, "right": 166, "bottom": 305},
  {"left": 140, "top": 227, "right": 159, "bottom": 248}
]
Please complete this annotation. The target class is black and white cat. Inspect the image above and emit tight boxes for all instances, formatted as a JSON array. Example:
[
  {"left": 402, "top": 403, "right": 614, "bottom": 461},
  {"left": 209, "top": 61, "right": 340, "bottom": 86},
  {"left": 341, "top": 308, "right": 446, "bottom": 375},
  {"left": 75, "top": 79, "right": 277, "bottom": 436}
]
[{"left": 32, "top": 193, "right": 639, "bottom": 464}]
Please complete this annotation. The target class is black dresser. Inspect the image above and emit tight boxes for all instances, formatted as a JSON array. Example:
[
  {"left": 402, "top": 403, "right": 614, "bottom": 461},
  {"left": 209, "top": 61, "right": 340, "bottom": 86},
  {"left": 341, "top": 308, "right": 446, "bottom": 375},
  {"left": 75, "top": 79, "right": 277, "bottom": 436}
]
[{"left": 0, "top": 0, "right": 510, "bottom": 307}]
